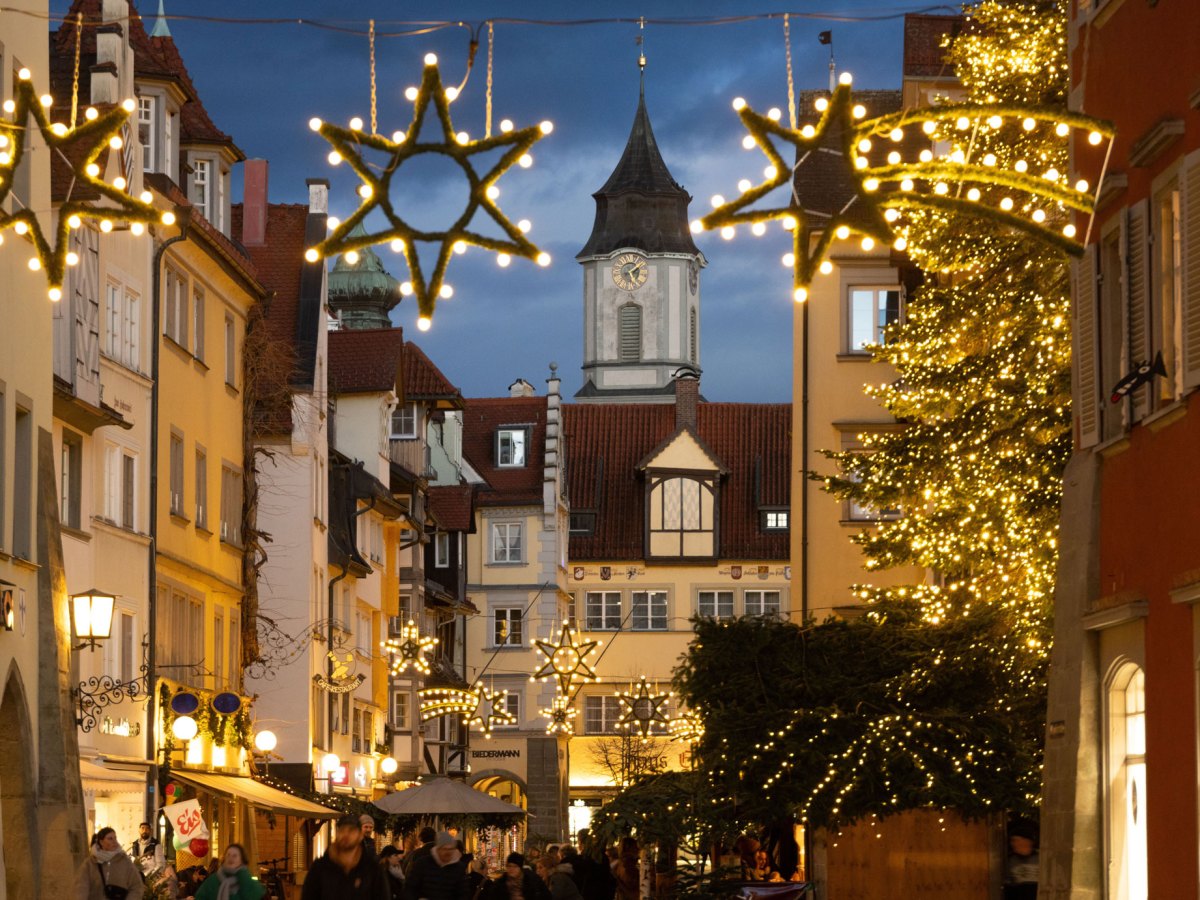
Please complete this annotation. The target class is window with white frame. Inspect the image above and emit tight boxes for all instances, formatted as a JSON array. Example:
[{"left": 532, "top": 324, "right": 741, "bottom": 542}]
[
  {"left": 696, "top": 590, "right": 733, "bottom": 620},
  {"left": 352, "top": 708, "right": 363, "bottom": 753},
  {"left": 169, "top": 432, "right": 184, "bottom": 516},
  {"left": 584, "top": 695, "right": 622, "bottom": 734},
  {"left": 391, "top": 403, "right": 417, "bottom": 439},
  {"left": 220, "top": 464, "right": 241, "bottom": 545},
  {"left": 1106, "top": 663, "right": 1147, "bottom": 900},
  {"left": 137, "top": 95, "right": 157, "bottom": 172},
  {"left": 497, "top": 427, "right": 527, "bottom": 467},
  {"left": 490, "top": 521, "right": 523, "bottom": 563},
  {"left": 164, "top": 266, "right": 188, "bottom": 347},
  {"left": 762, "top": 510, "right": 789, "bottom": 531},
  {"left": 117, "top": 610, "right": 136, "bottom": 684},
  {"left": 195, "top": 448, "right": 207, "bottom": 530},
  {"left": 60, "top": 429, "right": 82, "bottom": 530},
  {"left": 585, "top": 591, "right": 621, "bottom": 631},
  {"left": 104, "top": 444, "right": 136, "bottom": 529},
  {"left": 356, "top": 611, "right": 372, "bottom": 656},
  {"left": 191, "top": 158, "right": 211, "bottom": 222},
  {"left": 632, "top": 591, "right": 668, "bottom": 631},
  {"left": 745, "top": 590, "right": 781, "bottom": 619},
  {"left": 848, "top": 287, "right": 902, "bottom": 352},
  {"left": 224, "top": 313, "right": 237, "bottom": 387},
  {"left": 392, "top": 690, "right": 411, "bottom": 730},
  {"left": 213, "top": 608, "right": 226, "bottom": 689},
  {"left": 435, "top": 532, "right": 450, "bottom": 567},
  {"left": 192, "top": 286, "right": 205, "bottom": 361},
  {"left": 493, "top": 608, "right": 522, "bottom": 646},
  {"left": 104, "top": 281, "right": 141, "bottom": 371}
]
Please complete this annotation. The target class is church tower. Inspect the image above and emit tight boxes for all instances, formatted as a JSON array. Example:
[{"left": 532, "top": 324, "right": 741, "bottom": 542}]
[
  {"left": 327, "top": 224, "right": 400, "bottom": 330},
  {"left": 575, "top": 80, "right": 706, "bottom": 402}
]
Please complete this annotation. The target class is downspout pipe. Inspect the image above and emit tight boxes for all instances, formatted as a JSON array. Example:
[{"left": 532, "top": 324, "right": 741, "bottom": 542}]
[
  {"left": 146, "top": 209, "right": 189, "bottom": 824},
  {"left": 800, "top": 297, "right": 810, "bottom": 624}
]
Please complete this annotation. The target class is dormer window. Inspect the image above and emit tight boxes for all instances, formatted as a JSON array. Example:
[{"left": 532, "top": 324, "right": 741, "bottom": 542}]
[
  {"left": 761, "top": 510, "right": 789, "bottom": 531},
  {"left": 191, "top": 158, "right": 210, "bottom": 220},
  {"left": 138, "top": 95, "right": 156, "bottom": 172},
  {"left": 646, "top": 474, "right": 716, "bottom": 559},
  {"left": 497, "top": 426, "right": 528, "bottom": 467},
  {"left": 390, "top": 402, "right": 417, "bottom": 439}
]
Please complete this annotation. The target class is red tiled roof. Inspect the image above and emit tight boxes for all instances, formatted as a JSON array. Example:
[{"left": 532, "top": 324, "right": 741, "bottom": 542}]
[
  {"left": 328, "top": 328, "right": 404, "bottom": 394},
  {"left": 902, "top": 13, "right": 963, "bottom": 79},
  {"left": 52, "top": 1, "right": 242, "bottom": 157},
  {"left": 565, "top": 402, "right": 791, "bottom": 561},
  {"left": 145, "top": 173, "right": 257, "bottom": 282},
  {"left": 461, "top": 396, "right": 547, "bottom": 507},
  {"left": 427, "top": 484, "right": 474, "bottom": 532},
  {"left": 403, "top": 342, "right": 463, "bottom": 407}
]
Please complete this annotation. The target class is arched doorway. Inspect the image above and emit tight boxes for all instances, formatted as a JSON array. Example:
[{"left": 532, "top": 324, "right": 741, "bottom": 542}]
[
  {"left": 0, "top": 664, "right": 38, "bottom": 900},
  {"left": 471, "top": 772, "right": 528, "bottom": 867}
]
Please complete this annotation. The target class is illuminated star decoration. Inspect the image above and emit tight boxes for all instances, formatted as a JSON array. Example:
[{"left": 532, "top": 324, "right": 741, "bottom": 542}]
[
  {"left": 0, "top": 69, "right": 175, "bottom": 300},
  {"left": 417, "top": 682, "right": 516, "bottom": 738},
  {"left": 383, "top": 620, "right": 438, "bottom": 676},
  {"left": 615, "top": 677, "right": 672, "bottom": 742},
  {"left": 532, "top": 621, "right": 599, "bottom": 697},
  {"left": 669, "top": 711, "right": 704, "bottom": 745},
  {"left": 699, "top": 74, "right": 1114, "bottom": 303},
  {"left": 306, "top": 54, "right": 553, "bottom": 331},
  {"left": 540, "top": 694, "right": 578, "bottom": 736}
]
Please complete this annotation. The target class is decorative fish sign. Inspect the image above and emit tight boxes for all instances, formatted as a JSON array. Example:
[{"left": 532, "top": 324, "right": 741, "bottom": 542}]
[{"left": 1111, "top": 352, "right": 1167, "bottom": 404}]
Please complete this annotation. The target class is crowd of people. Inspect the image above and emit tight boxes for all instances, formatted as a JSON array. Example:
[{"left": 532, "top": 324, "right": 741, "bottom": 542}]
[{"left": 77, "top": 817, "right": 640, "bottom": 900}]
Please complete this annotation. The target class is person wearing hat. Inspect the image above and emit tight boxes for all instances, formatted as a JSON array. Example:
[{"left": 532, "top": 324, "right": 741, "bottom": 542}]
[
  {"left": 482, "top": 853, "right": 550, "bottom": 900},
  {"left": 301, "top": 814, "right": 390, "bottom": 899},
  {"left": 404, "top": 831, "right": 470, "bottom": 900},
  {"left": 361, "top": 815, "right": 379, "bottom": 861}
]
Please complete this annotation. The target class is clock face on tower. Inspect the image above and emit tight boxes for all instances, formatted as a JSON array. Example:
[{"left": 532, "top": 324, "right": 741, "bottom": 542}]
[{"left": 612, "top": 252, "right": 649, "bottom": 291}]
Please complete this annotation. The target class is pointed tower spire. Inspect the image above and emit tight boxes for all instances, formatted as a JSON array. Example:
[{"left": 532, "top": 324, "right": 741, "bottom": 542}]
[
  {"left": 577, "top": 82, "right": 699, "bottom": 258},
  {"left": 151, "top": 0, "right": 171, "bottom": 38}
]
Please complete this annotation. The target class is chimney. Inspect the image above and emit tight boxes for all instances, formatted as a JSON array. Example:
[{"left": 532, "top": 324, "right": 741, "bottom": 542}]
[
  {"left": 242, "top": 159, "right": 269, "bottom": 246},
  {"left": 307, "top": 178, "right": 329, "bottom": 216},
  {"left": 508, "top": 378, "right": 536, "bottom": 398},
  {"left": 674, "top": 369, "right": 700, "bottom": 430},
  {"left": 544, "top": 363, "right": 561, "bottom": 510}
]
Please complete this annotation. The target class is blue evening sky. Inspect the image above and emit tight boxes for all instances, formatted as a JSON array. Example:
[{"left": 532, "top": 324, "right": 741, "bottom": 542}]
[{"left": 51, "top": 1, "right": 938, "bottom": 401}]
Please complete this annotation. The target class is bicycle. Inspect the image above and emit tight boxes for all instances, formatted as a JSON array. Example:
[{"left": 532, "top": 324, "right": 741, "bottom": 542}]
[{"left": 257, "top": 856, "right": 291, "bottom": 900}]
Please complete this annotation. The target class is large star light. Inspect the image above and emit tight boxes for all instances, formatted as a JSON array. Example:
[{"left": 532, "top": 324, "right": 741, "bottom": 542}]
[
  {"left": 699, "top": 74, "right": 1114, "bottom": 303},
  {"left": 533, "top": 621, "right": 599, "bottom": 697},
  {"left": 306, "top": 54, "right": 552, "bottom": 330},
  {"left": 616, "top": 677, "right": 673, "bottom": 742},
  {"left": 0, "top": 69, "right": 174, "bottom": 300}
]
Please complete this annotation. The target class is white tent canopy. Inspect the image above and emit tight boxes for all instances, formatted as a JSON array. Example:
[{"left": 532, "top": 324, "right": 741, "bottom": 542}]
[{"left": 373, "top": 776, "right": 527, "bottom": 817}]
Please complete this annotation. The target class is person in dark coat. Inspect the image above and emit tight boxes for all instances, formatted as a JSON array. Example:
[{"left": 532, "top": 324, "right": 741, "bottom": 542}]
[
  {"left": 302, "top": 814, "right": 390, "bottom": 900},
  {"left": 404, "top": 827, "right": 438, "bottom": 878},
  {"left": 482, "top": 853, "right": 549, "bottom": 900},
  {"left": 404, "top": 831, "right": 470, "bottom": 900},
  {"left": 380, "top": 846, "right": 405, "bottom": 900}
]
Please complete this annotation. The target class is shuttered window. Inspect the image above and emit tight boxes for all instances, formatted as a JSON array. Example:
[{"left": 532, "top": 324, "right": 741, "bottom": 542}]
[
  {"left": 1124, "top": 201, "right": 1151, "bottom": 421},
  {"left": 1155, "top": 185, "right": 1183, "bottom": 404},
  {"left": 690, "top": 308, "right": 698, "bottom": 362},
  {"left": 1072, "top": 247, "right": 1100, "bottom": 448},
  {"left": 1181, "top": 149, "right": 1200, "bottom": 389},
  {"left": 1099, "top": 231, "right": 1125, "bottom": 442},
  {"left": 619, "top": 303, "right": 641, "bottom": 361}
]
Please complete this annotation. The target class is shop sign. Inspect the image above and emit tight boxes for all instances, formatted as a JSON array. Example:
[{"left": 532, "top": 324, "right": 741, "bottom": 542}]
[
  {"left": 329, "top": 765, "right": 349, "bottom": 786},
  {"left": 471, "top": 748, "right": 520, "bottom": 759},
  {"left": 99, "top": 716, "right": 142, "bottom": 737}
]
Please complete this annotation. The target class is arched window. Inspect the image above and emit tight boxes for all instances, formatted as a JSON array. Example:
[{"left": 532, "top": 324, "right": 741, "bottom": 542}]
[
  {"left": 619, "top": 303, "right": 641, "bottom": 361},
  {"left": 1106, "top": 662, "right": 1147, "bottom": 900}
]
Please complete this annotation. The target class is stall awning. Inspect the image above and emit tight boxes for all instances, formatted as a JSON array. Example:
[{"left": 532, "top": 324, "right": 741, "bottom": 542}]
[
  {"left": 80, "top": 759, "right": 147, "bottom": 795},
  {"left": 171, "top": 771, "right": 339, "bottom": 818}
]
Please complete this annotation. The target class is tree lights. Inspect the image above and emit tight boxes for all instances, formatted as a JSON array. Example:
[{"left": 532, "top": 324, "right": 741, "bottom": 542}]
[
  {"left": 0, "top": 71, "right": 174, "bottom": 300},
  {"left": 306, "top": 56, "right": 551, "bottom": 330}
]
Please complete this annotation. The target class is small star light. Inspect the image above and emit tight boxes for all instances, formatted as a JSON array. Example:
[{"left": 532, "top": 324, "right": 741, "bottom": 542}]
[
  {"left": 468, "top": 683, "right": 517, "bottom": 738},
  {"left": 532, "top": 621, "right": 599, "bottom": 696},
  {"left": 541, "top": 694, "right": 578, "bottom": 736},
  {"left": 616, "top": 677, "right": 673, "bottom": 742},
  {"left": 0, "top": 71, "right": 173, "bottom": 300},
  {"left": 382, "top": 619, "right": 438, "bottom": 675},
  {"left": 700, "top": 76, "right": 1114, "bottom": 303},
  {"left": 306, "top": 55, "right": 553, "bottom": 328}
]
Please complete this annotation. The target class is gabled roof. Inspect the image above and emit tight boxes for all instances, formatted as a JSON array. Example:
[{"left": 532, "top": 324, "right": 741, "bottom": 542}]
[
  {"left": 577, "top": 83, "right": 699, "bottom": 258},
  {"left": 328, "top": 327, "right": 404, "bottom": 395},
  {"left": 565, "top": 402, "right": 791, "bottom": 561},
  {"left": 636, "top": 425, "right": 729, "bottom": 475},
  {"left": 52, "top": 0, "right": 243, "bottom": 157},
  {"left": 427, "top": 484, "right": 474, "bottom": 532},
  {"left": 460, "top": 396, "right": 547, "bottom": 507},
  {"left": 403, "top": 342, "right": 463, "bottom": 408}
]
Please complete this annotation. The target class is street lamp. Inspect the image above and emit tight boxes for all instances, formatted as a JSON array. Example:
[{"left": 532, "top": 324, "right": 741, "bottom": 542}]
[
  {"left": 70, "top": 588, "right": 115, "bottom": 651},
  {"left": 171, "top": 715, "right": 199, "bottom": 742},
  {"left": 380, "top": 756, "right": 398, "bottom": 776},
  {"left": 254, "top": 730, "right": 278, "bottom": 753}
]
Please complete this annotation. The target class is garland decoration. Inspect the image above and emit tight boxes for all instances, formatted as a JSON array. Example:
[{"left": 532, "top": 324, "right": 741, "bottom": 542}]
[
  {"left": 615, "top": 677, "right": 672, "bottom": 742},
  {"left": 383, "top": 619, "right": 438, "bottom": 676},
  {"left": 0, "top": 69, "right": 175, "bottom": 300},
  {"left": 306, "top": 55, "right": 552, "bottom": 331},
  {"left": 698, "top": 74, "right": 1114, "bottom": 302}
]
